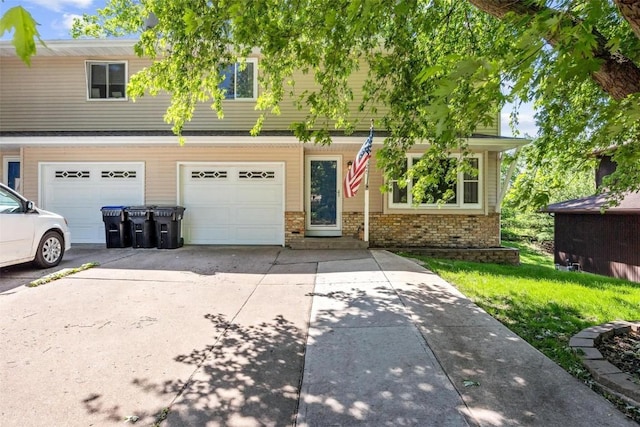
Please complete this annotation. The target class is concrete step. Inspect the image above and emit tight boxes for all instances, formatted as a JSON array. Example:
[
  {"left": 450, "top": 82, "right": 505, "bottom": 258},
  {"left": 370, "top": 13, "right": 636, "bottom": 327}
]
[{"left": 289, "top": 237, "right": 369, "bottom": 250}]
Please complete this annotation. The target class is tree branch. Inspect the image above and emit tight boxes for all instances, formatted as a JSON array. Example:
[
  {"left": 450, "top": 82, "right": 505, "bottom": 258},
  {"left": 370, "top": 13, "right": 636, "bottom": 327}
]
[{"left": 468, "top": 0, "right": 640, "bottom": 100}]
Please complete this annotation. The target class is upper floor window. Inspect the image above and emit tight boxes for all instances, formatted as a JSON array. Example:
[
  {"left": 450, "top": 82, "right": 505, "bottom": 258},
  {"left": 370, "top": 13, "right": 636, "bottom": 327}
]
[
  {"left": 219, "top": 59, "right": 257, "bottom": 100},
  {"left": 389, "top": 154, "right": 482, "bottom": 209},
  {"left": 86, "top": 61, "right": 127, "bottom": 100}
]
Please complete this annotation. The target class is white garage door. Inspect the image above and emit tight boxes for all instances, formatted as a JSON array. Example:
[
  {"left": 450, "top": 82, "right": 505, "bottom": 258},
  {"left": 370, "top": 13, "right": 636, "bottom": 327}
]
[
  {"left": 40, "top": 163, "right": 144, "bottom": 243},
  {"left": 180, "top": 163, "right": 285, "bottom": 245}
]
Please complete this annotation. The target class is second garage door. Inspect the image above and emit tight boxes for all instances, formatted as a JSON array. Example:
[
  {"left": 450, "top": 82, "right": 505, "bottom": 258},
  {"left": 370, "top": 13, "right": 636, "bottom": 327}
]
[{"left": 179, "top": 163, "right": 285, "bottom": 245}]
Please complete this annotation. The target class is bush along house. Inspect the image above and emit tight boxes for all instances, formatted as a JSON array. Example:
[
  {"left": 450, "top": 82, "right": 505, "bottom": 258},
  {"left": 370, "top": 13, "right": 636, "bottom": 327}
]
[{"left": 0, "top": 39, "right": 527, "bottom": 262}]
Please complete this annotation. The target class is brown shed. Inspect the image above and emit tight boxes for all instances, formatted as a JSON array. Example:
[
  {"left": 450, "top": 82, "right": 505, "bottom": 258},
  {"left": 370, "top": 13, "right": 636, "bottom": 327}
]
[{"left": 542, "top": 192, "right": 640, "bottom": 283}]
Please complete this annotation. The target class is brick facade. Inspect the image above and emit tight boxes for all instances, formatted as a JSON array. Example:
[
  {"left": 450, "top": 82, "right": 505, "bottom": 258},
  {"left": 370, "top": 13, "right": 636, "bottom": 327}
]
[
  {"left": 342, "top": 212, "right": 365, "bottom": 238},
  {"left": 343, "top": 212, "right": 501, "bottom": 248},
  {"left": 400, "top": 247, "right": 520, "bottom": 265},
  {"left": 285, "top": 211, "right": 305, "bottom": 246},
  {"left": 286, "top": 211, "right": 517, "bottom": 264}
]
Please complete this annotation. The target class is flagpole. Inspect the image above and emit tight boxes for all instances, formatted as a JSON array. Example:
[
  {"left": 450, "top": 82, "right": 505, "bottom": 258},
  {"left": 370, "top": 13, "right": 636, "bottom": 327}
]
[
  {"left": 364, "top": 163, "right": 370, "bottom": 243},
  {"left": 343, "top": 120, "right": 373, "bottom": 242},
  {"left": 364, "top": 120, "right": 373, "bottom": 244}
]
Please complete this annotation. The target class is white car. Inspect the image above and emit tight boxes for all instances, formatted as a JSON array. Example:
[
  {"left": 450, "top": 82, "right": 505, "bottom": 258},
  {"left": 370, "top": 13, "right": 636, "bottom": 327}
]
[{"left": 0, "top": 183, "right": 71, "bottom": 268}]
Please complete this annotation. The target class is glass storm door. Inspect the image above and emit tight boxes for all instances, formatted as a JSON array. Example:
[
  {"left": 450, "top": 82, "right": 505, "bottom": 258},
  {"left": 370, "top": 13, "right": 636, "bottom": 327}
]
[{"left": 306, "top": 156, "right": 342, "bottom": 236}]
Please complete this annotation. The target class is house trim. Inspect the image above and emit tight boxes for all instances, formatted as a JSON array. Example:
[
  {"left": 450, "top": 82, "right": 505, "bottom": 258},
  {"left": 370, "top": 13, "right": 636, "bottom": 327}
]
[{"left": 0, "top": 134, "right": 528, "bottom": 151}]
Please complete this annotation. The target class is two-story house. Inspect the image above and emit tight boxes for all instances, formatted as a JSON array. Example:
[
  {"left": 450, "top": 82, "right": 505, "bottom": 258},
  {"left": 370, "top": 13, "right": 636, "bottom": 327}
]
[{"left": 0, "top": 39, "right": 526, "bottom": 257}]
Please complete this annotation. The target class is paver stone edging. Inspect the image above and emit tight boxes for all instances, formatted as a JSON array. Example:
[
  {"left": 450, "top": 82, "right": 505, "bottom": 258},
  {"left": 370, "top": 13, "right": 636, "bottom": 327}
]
[{"left": 569, "top": 321, "right": 640, "bottom": 408}]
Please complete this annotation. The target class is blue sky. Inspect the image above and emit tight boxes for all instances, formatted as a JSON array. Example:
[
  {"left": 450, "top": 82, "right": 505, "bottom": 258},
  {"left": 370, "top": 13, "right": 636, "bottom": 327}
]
[
  {"left": 1, "top": 0, "right": 101, "bottom": 40},
  {"left": 1, "top": 0, "right": 538, "bottom": 137}
]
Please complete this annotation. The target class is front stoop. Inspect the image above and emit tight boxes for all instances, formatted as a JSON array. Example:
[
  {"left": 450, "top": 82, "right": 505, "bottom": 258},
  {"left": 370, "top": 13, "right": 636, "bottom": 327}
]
[
  {"left": 288, "top": 236, "right": 369, "bottom": 250},
  {"left": 570, "top": 321, "right": 640, "bottom": 408}
]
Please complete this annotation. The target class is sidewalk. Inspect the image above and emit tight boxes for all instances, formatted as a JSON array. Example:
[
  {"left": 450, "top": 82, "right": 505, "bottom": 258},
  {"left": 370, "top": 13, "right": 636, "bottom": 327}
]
[{"left": 297, "top": 250, "right": 635, "bottom": 426}]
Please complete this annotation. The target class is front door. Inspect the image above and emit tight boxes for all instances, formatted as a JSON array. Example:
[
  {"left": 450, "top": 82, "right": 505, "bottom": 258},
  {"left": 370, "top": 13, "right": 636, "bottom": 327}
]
[
  {"left": 3, "top": 156, "right": 20, "bottom": 192},
  {"left": 306, "top": 156, "right": 342, "bottom": 236}
]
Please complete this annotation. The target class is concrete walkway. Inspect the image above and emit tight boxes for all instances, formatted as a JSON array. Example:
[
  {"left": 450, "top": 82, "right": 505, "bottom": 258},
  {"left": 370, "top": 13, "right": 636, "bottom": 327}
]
[
  {"left": 0, "top": 247, "right": 635, "bottom": 426},
  {"left": 297, "top": 250, "right": 636, "bottom": 426}
]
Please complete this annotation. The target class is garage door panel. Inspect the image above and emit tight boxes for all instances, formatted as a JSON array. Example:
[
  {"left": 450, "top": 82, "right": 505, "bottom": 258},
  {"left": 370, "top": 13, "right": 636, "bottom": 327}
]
[
  {"left": 184, "top": 225, "right": 231, "bottom": 244},
  {"left": 186, "top": 207, "right": 231, "bottom": 225},
  {"left": 181, "top": 163, "right": 284, "bottom": 245},
  {"left": 235, "top": 186, "right": 281, "bottom": 202},
  {"left": 49, "top": 187, "right": 94, "bottom": 203},
  {"left": 96, "top": 184, "right": 140, "bottom": 201},
  {"left": 235, "top": 226, "right": 280, "bottom": 243},
  {"left": 234, "top": 206, "right": 281, "bottom": 224},
  {"left": 185, "top": 225, "right": 280, "bottom": 245},
  {"left": 41, "top": 163, "right": 144, "bottom": 244},
  {"left": 63, "top": 206, "right": 101, "bottom": 221},
  {"left": 184, "top": 186, "right": 234, "bottom": 200},
  {"left": 70, "top": 225, "right": 103, "bottom": 243}
]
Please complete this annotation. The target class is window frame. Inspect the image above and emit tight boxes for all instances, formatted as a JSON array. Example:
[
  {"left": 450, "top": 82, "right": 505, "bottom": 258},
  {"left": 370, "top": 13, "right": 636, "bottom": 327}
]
[
  {"left": 85, "top": 60, "right": 128, "bottom": 101},
  {"left": 219, "top": 58, "right": 258, "bottom": 101},
  {"left": 388, "top": 153, "right": 483, "bottom": 210}
]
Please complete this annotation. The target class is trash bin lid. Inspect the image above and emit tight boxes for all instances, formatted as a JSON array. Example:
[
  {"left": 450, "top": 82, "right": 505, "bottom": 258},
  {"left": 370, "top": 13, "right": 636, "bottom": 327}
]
[
  {"left": 125, "top": 205, "right": 153, "bottom": 210},
  {"left": 126, "top": 205, "right": 154, "bottom": 218},
  {"left": 101, "top": 206, "right": 127, "bottom": 217},
  {"left": 152, "top": 206, "right": 185, "bottom": 219}
]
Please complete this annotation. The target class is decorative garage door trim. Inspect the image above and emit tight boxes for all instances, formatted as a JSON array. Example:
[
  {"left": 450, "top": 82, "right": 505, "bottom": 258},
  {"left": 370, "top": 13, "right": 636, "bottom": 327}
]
[
  {"left": 178, "top": 162, "right": 285, "bottom": 246},
  {"left": 39, "top": 162, "right": 145, "bottom": 244}
]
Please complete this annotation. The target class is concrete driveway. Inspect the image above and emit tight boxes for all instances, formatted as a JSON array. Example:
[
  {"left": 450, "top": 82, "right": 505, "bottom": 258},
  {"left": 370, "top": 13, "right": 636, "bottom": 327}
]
[
  {"left": 0, "top": 246, "right": 635, "bottom": 426},
  {"left": 2, "top": 246, "right": 380, "bottom": 426},
  {"left": 1, "top": 245, "right": 325, "bottom": 426}
]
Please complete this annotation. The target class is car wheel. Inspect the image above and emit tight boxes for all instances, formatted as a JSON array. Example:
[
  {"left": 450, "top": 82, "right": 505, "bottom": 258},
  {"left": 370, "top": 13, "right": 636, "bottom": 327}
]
[{"left": 34, "top": 231, "right": 65, "bottom": 268}]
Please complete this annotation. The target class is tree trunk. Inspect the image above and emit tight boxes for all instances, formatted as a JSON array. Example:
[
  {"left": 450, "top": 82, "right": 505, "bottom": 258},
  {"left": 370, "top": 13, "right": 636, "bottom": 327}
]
[
  {"left": 468, "top": 0, "right": 640, "bottom": 100},
  {"left": 614, "top": 0, "right": 640, "bottom": 40}
]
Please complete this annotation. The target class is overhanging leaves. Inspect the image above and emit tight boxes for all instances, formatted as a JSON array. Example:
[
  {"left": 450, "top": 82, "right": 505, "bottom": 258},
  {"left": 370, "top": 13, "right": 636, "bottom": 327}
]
[
  {"left": 68, "top": 0, "right": 640, "bottom": 206},
  {"left": 0, "top": 6, "right": 43, "bottom": 66}
]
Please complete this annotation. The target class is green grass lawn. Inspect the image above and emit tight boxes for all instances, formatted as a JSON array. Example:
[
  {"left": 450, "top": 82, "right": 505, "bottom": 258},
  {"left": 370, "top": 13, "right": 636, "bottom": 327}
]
[{"left": 402, "top": 242, "right": 640, "bottom": 386}]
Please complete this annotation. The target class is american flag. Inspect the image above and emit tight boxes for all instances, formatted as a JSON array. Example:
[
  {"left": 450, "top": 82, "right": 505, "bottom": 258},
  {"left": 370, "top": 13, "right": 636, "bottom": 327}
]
[{"left": 344, "top": 129, "right": 373, "bottom": 198}]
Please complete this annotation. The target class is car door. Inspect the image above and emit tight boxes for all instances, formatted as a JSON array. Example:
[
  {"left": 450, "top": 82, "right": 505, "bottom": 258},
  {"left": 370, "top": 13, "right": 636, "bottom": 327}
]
[{"left": 0, "top": 186, "right": 36, "bottom": 265}]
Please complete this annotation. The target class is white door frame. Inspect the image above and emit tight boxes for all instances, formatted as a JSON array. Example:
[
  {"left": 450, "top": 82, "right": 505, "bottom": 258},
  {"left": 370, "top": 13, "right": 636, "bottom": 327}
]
[{"left": 305, "top": 155, "right": 342, "bottom": 237}]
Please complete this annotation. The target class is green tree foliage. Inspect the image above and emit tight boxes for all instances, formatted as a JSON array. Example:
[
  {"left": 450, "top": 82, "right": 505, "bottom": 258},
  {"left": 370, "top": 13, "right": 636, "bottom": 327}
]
[
  {"left": 501, "top": 150, "right": 596, "bottom": 245},
  {"left": 0, "top": 4, "right": 43, "bottom": 66},
  {"left": 69, "top": 0, "right": 639, "bottom": 207}
]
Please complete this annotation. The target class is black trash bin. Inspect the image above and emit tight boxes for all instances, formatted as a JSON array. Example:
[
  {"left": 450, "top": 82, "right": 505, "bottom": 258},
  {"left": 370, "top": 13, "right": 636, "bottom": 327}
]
[
  {"left": 101, "top": 206, "right": 132, "bottom": 248},
  {"left": 126, "top": 206, "right": 156, "bottom": 248},
  {"left": 152, "top": 206, "right": 185, "bottom": 249}
]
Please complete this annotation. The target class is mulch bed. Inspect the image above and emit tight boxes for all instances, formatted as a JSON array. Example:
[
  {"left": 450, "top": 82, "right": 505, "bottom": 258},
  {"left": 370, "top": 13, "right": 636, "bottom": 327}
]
[{"left": 596, "top": 329, "right": 640, "bottom": 384}]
